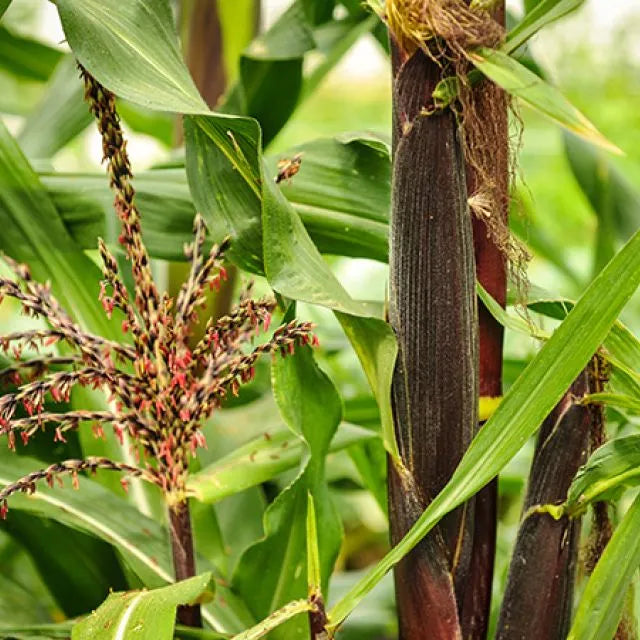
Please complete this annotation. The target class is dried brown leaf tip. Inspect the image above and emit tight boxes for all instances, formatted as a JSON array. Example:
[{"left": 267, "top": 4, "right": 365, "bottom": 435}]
[{"left": 0, "top": 66, "right": 318, "bottom": 517}]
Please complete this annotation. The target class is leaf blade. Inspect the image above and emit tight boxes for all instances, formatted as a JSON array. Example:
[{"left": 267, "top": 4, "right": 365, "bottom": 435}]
[
  {"left": 568, "top": 492, "right": 640, "bottom": 640},
  {"left": 329, "top": 225, "right": 640, "bottom": 626},
  {"left": 71, "top": 574, "right": 212, "bottom": 640},
  {"left": 469, "top": 48, "right": 621, "bottom": 154}
]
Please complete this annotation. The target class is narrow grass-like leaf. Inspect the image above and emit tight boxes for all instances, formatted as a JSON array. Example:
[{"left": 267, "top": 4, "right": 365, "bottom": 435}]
[
  {"left": 72, "top": 574, "right": 212, "bottom": 640},
  {"left": 469, "top": 48, "right": 620, "bottom": 154},
  {"left": 18, "top": 56, "right": 92, "bottom": 159},
  {"left": 230, "top": 600, "right": 314, "bottom": 640},
  {"left": 328, "top": 226, "right": 640, "bottom": 627},
  {"left": 504, "top": 0, "right": 585, "bottom": 54},
  {"left": 565, "top": 435, "right": 640, "bottom": 513},
  {"left": 233, "top": 347, "right": 342, "bottom": 639},
  {"left": 567, "top": 492, "right": 640, "bottom": 640},
  {"left": 0, "top": 25, "right": 63, "bottom": 82},
  {"left": 526, "top": 296, "right": 640, "bottom": 372},
  {"left": 187, "top": 423, "right": 376, "bottom": 504},
  {"left": 477, "top": 283, "right": 549, "bottom": 339},
  {"left": 336, "top": 313, "right": 399, "bottom": 460},
  {"left": 582, "top": 393, "right": 640, "bottom": 414},
  {"left": 0, "top": 0, "right": 11, "bottom": 18},
  {"left": 306, "top": 493, "right": 321, "bottom": 595}
]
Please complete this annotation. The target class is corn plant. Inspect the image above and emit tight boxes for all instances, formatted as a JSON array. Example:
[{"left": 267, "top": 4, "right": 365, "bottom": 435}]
[{"left": 0, "top": 1, "right": 640, "bottom": 639}]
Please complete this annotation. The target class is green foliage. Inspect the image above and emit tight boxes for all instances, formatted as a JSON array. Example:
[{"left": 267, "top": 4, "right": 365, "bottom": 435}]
[
  {"left": 568, "top": 493, "right": 640, "bottom": 640},
  {"left": 329, "top": 224, "right": 640, "bottom": 627},
  {"left": 469, "top": 47, "right": 620, "bottom": 153},
  {"left": 233, "top": 345, "right": 342, "bottom": 638},
  {"left": 565, "top": 435, "right": 640, "bottom": 512},
  {"left": 0, "top": 449, "right": 252, "bottom": 633},
  {"left": 504, "top": 0, "right": 586, "bottom": 54},
  {"left": 1, "top": 0, "right": 639, "bottom": 638},
  {"left": 72, "top": 574, "right": 213, "bottom": 640},
  {"left": 0, "top": 25, "right": 62, "bottom": 82},
  {"left": 188, "top": 423, "right": 375, "bottom": 504}
]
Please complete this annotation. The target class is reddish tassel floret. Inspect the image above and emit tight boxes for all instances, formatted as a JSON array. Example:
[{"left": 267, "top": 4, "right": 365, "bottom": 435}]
[{"left": 0, "top": 68, "right": 321, "bottom": 522}]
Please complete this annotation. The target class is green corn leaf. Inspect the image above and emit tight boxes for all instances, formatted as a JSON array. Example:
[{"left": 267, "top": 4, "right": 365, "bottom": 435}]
[
  {"left": 564, "top": 135, "right": 640, "bottom": 243},
  {"left": 0, "top": 0, "right": 11, "bottom": 18},
  {"left": 262, "top": 173, "right": 380, "bottom": 318},
  {"left": 267, "top": 134, "right": 390, "bottom": 262},
  {"left": 568, "top": 492, "right": 640, "bottom": 640},
  {"left": 2, "top": 513, "right": 127, "bottom": 617},
  {"left": 44, "top": 134, "right": 579, "bottom": 276},
  {"left": 0, "top": 119, "right": 110, "bottom": 335},
  {"left": 183, "top": 114, "right": 264, "bottom": 274},
  {"left": 477, "top": 282, "right": 549, "bottom": 340},
  {"left": 216, "top": 0, "right": 257, "bottom": 85},
  {"left": 233, "top": 347, "right": 342, "bottom": 639},
  {"left": 526, "top": 295, "right": 640, "bottom": 372},
  {"left": 468, "top": 47, "right": 621, "bottom": 154},
  {"left": 504, "top": 0, "right": 585, "bottom": 54},
  {"left": 72, "top": 574, "right": 213, "bottom": 640},
  {"left": 565, "top": 435, "right": 640, "bottom": 513},
  {"left": 54, "top": 0, "right": 207, "bottom": 114},
  {"left": 0, "top": 622, "right": 74, "bottom": 639},
  {"left": 301, "top": 14, "right": 378, "bottom": 101},
  {"left": 328, "top": 225, "right": 640, "bottom": 628},
  {"left": 232, "top": 1, "right": 314, "bottom": 146},
  {"left": 564, "top": 133, "right": 640, "bottom": 276},
  {"left": 607, "top": 362, "right": 640, "bottom": 400},
  {"left": 17, "top": 56, "right": 92, "bottom": 159},
  {"left": 306, "top": 493, "right": 322, "bottom": 596},
  {"left": 0, "top": 622, "right": 228, "bottom": 640},
  {"left": 336, "top": 313, "right": 399, "bottom": 460},
  {"left": 0, "top": 567, "right": 58, "bottom": 628},
  {"left": 0, "top": 450, "right": 253, "bottom": 634},
  {"left": 582, "top": 393, "right": 640, "bottom": 414},
  {"left": 230, "top": 600, "right": 314, "bottom": 640},
  {"left": 221, "top": 0, "right": 374, "bottom": 146},
  {"left": 42, "top": 133, "right": 391, "bottom": 264},
  {"left": 187, "top": 423, "right": 376, "bottom": 504},
  {"left": 0, "top": 25, "right": 63, "bottom": 82}
]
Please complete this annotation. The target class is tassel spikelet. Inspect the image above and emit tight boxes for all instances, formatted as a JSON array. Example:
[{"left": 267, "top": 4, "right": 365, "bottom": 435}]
[{"left": 0, "top": 66, "right": 317, "bottom": 516}]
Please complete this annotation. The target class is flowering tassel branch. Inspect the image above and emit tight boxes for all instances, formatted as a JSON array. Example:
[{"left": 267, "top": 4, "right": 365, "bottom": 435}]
[
  {"left": 0, "top": 457, "right": 154, "bottom": 519},
  {"left": 0, "top": 64, "right": 318, "bottom": 628}
]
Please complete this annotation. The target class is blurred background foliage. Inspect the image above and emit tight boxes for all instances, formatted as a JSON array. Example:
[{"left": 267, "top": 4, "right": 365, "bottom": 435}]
[{"left": 0, "top": 1, "right": 639, "bottom": 638}]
